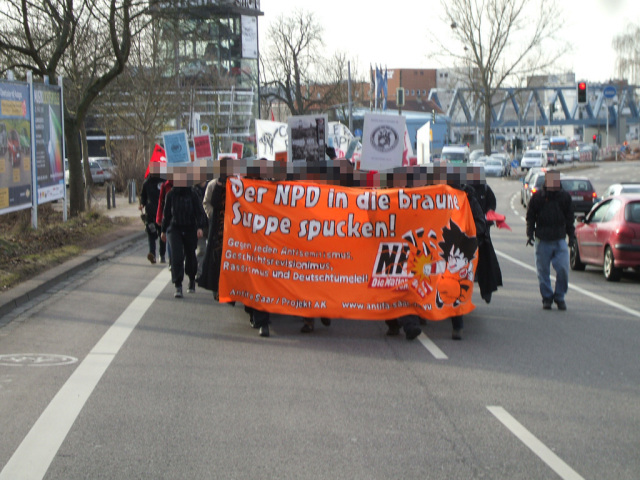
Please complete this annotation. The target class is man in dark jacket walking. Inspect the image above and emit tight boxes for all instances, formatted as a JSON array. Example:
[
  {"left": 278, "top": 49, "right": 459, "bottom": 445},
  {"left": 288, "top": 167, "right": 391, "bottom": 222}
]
[
  {"left": 139, "top": 175, "right": 166, "bottom": 264},
  {"left": 161, "top": 184, "right": 208, "bottom": 298},
  {"left": 526, "top": 170, "right": 575, "bottom": 310}
]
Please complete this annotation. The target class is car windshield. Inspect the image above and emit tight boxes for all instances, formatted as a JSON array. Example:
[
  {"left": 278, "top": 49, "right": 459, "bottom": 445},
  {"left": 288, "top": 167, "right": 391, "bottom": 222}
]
[
  {"left": 487, "top": 159, "right": 501, "bottom": 166},
  {"left": 441, "top": 152, "right": 466, "bottom": 162}
]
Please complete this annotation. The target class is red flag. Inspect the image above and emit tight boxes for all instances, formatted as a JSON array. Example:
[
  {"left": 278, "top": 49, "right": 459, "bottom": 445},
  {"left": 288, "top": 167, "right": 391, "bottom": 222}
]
[
  {"left": 270, "top": 108, "right": 275, "bottom": 122},
  {"left": 144, "top": 144, "right": 166, "bottom": 178},
  {"left": 486, "top": 210, "right": 511, "bottom": 231}
]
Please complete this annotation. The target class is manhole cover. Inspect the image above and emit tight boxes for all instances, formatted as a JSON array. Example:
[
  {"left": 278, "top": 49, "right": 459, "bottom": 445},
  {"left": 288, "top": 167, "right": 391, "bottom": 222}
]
[{"left": 0, "top": 354, "right": 78, "bottom": 367}]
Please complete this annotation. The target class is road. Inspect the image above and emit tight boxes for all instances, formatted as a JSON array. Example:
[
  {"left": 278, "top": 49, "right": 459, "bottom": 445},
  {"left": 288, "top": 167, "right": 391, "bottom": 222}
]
[{"left": 1, "top": 161, "right": 639, "bottom": 480}]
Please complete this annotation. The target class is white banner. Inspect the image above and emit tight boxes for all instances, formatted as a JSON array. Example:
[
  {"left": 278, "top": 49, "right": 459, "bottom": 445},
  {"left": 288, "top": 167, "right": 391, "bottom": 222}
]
[
  {"left": 255, "top": 119, "right": 288, "bottom": 161},
  {"left": 360, "top": 113, "right": 406, "bottom": 171}
]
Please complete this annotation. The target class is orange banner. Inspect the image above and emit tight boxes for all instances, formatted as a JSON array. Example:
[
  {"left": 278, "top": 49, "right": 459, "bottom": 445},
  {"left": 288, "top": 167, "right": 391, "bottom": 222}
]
[{"left": 219, "top": 179, "right": 478, "bottom": 321}]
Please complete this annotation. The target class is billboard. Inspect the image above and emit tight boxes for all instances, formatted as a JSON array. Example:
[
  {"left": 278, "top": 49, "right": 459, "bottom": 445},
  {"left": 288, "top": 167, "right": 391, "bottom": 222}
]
[{"left": 34, "top": 84, "right": 64, "bottom": 204}]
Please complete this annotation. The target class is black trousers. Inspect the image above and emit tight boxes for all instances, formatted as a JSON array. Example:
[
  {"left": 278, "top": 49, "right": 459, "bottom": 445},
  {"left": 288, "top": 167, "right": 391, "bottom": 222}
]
[
  {"left": 168, "top": 227, "right": 198, "bottom": 286},
  {"left": 146, "top": 223, "right": 166, "bottom": 258}
]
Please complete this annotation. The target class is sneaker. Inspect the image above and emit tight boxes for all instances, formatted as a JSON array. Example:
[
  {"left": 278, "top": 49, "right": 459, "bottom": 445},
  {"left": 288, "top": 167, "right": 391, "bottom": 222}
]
[
  {"left": 320, "top": 318, "right": 331, "bottom": 327},
  {"left": 174, "top": 287, "right": 183, "bottom": 298},
  {"left": 187, "top": 279, "right": 196, "bottom": 293},
  {"left": 405, "top": 325, "right": 422, "bottom": 341},
  {"left": 147, "top": 253, "right": 156, "bottom": 264},
  {"left": 452, "top": 329, "right": 462, "bottom": 340},
  {"left": 259, "top": 326, "right": 270, "bottom": 337},
  {"left": 542, "top": 299, "right": 552, "bottom": 310},
  {"left": 555, "top": 300, "right": 567, "bottom": 311}
]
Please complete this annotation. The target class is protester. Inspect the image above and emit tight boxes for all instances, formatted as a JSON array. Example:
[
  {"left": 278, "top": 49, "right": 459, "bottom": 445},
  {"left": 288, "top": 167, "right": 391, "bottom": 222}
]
[
  {"left": 384, "top": 316, "right": 422, "bottom": 340},
  {"left": 157, "top": 179, "right": 173, "bottom": 269},
  {"left": 192, "top": 178, "right": 209, "bottom": 281},
  {"left": 161, "top": 182, "right": 207, "bottom": 298},
  {"left": 198, "top": 175, "right": 226, "bottom": 300},
  {"left": 139, "top": 174, "right": 166, "bottom": 264},
  {"left": 526, "top": 169, "right": 575, "bottom": 310}
]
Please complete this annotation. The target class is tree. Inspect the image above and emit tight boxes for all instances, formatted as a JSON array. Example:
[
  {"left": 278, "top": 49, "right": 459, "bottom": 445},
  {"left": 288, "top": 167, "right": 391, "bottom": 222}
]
[
  {"left": 613, "top": 23, "right": 640, "bottom": 85},
  {"left": 0, "top": 0, "right": 144, "bottom": 216},
  {"left": 433, "top": 0, "right": 564, "bottom": 154},
  {"left": 261, "top": 9, "right": 342, "bottom": 116}
]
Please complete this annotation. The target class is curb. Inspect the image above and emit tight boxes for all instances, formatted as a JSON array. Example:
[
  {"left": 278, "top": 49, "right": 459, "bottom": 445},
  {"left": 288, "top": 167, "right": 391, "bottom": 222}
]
[{"left": 0, "top": 230, "right": 146, "bottom": 323}]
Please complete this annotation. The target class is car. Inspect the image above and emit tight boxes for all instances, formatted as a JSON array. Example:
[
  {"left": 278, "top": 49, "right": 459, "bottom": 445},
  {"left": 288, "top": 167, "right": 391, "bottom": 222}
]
[
  {"left": 441, "top": 145, "right": 470, "bottom": 164},
  {"left": 560, "top": 175, "right": 597, "bottom": 214},
  {"left": 520, "top": 167, "right": 545, "bottom": 205},
  {"left": 571, "top": 194, "right": 640, "bottom": 281},
  {"left": 558, "top": 150, "right": 573, "bottom": 164},
  {"left": 90, "top": 157, "right": 116, "bottom": 182},
  {"left": 64, "top": 159, "right": 105, "bottom": 186},
  {"left": 602, "top": 183, "right": 640, "bottom": 198},
  {"left": 89, "top": 160, "right": 105, "bottom": 185},
  {"left": 520, "top": 149, "right": 547, "bottom": 171},
  {"left": 469, "top": 149, "right": 484, "bottom": 163},
  {"left": 490, "top": 153, "right": 510, "bottom": 175},
  {"left": 546, "top": 150, "right": 558, "bottom": 166},
  {"left": 483, "top": 157, "right": 504, "bottom": 177},
  {"left": 522, "top": 170, "right": 547, "bottom": 209}
]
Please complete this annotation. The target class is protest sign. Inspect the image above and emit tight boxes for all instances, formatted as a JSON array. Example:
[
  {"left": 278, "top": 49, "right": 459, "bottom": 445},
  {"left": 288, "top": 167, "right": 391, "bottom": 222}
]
[
  {"left": 255, "top": 119, "right": 287, "bottom": 160},
  {"left": 287, "top": 114, "right": 327, "bottom": 163},
  {"left": 219, "top": 179, "right": 478, "bottom": 321},
  {"left": 162, "top": 130, "right": 190, "bottom": 163},
  {"left": 193, "top": 134, "right": 212, "bottom": 160}
]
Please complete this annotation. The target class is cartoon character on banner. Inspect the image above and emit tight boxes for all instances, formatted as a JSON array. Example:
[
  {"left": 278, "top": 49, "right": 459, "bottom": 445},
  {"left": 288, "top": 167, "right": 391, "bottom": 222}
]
[{"left": 433, "top": 221, "right": 477, "bottom": 309}]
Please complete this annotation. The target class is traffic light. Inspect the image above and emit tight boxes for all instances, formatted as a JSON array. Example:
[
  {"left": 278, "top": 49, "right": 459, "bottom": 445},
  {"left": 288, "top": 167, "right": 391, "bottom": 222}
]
[
  {"left": 577, "top": 82, "right": 587, "bottom": 105},
  {"left": 396, "top": 88, "right": 405, "bottom": 107},
  {"left": 592, "top": 134, "right": 597, "bottom": 144}
]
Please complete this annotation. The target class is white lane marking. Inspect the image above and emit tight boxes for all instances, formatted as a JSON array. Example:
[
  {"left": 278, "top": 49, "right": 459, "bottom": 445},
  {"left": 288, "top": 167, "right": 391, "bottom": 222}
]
[
  {"left": 495, "top": 250, "right": 640, "bottom": 319},
  {"left": 487, "top": 406, "right": 585, "bottom": 480},
  {"left": 0, "top": 268, "right": 170, "bottom": 480},
  {"left": 418, "top": 333, "right": 448, "bottom": 359}
]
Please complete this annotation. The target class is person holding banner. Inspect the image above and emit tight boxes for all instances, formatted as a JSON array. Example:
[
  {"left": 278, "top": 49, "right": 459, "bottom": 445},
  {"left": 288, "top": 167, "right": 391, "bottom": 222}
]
[{"left": 139, "top": 174, "right": 166, "bottom": 264}]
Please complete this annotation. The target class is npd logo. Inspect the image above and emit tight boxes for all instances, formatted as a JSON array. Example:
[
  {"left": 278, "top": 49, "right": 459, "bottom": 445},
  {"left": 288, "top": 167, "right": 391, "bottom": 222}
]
[{"left": 369, "top": 242, "right": 411, "bottom": 289}]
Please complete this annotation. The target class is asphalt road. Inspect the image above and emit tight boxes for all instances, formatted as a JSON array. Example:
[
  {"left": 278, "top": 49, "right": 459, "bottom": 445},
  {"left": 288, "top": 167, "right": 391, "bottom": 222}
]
[{"left": 1, "top": 160, "right": 639, "bottom": 480}]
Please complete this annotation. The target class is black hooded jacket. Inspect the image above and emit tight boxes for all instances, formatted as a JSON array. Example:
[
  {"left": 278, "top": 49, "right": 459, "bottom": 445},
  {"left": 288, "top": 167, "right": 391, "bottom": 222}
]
[{"left": 526, "top": 187, "right": 575, "bottom": 241}]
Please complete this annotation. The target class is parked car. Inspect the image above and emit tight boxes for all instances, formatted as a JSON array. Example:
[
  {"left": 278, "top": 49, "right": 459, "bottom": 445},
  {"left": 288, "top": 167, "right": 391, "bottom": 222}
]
[
  {"left": 89, "top": 160, "right": 106, "bottom": 185},
  {"left": 64, "top": 159, "right": 105, "bottom": 186},
  {"left": 91, "top": 157, "right": 116, "bottom": 182},
  {"left": 602, "top": 183, "right": 640, "bottom": 198},
  {"left": 571, "top": 194, "right": 640, "bottom": 281},
  {"left": 441, "top": 145, "right": 470, "bottom": 164},
  {"left": 520, "top": 149, "right": 547, "bottom": 171},
  {"left": 560, "top": 176, "right": 597, "bottom": 214},
  {"left": 483, "top": 157, "right": 504, "bottom": 177},
  {"left": 546, "top": 150, "right": 558, "bottom": 166}
]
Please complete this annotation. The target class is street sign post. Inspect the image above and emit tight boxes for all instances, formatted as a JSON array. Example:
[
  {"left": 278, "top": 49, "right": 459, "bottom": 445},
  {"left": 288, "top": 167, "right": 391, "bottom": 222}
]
[{"left": 602, "top": 86, "right": 617, "bottom": 149}]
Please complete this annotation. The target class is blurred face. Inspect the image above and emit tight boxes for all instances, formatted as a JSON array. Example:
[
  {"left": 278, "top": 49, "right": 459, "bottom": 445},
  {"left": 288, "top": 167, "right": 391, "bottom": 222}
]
[{"left": 545, "top": 171, "right": 561, "bottom": 190}]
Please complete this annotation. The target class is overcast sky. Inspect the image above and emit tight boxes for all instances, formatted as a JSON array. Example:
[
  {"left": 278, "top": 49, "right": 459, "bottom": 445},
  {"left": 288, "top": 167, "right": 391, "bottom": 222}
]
[{"left": 258, "top": 0, "right": 640, "bottom": 84}]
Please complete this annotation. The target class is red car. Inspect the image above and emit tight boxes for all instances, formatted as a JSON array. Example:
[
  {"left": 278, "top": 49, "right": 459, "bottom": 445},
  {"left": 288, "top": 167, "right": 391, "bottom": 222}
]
[{"left": 571, "top": 194, "right": 640, "bottom": 281}]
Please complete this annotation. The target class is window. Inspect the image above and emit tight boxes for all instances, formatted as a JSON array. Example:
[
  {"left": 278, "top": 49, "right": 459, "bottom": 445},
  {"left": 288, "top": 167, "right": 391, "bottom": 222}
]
[
  {"left": 625, "top": 202, "right": 640, "bottom": 223},
  {"left": 589, "top": 201, "right": 610, "bottom": 223},
  {"left": 602, "top": 199, "right": 621, "bottom": 222}
]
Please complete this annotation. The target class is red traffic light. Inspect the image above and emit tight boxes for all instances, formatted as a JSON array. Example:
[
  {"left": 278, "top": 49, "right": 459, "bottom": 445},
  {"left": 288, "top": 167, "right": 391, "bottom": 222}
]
[
  {"left": 593, "top": 134, "right": 597, "bottom": 143},
  {"left": 577, "top": 81, "right": 588, "bottom": 105}
]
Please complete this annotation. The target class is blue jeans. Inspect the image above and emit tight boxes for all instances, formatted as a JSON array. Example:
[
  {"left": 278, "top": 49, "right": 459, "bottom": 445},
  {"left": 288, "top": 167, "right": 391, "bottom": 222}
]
[{"left": 534, "top": 238, "right": 569, "bottom": 303}]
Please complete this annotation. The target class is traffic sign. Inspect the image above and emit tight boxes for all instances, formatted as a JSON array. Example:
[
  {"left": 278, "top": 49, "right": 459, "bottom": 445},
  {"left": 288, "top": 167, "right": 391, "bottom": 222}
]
[{"left": 603, "top": 85, "right": 616, "bottom": 99}]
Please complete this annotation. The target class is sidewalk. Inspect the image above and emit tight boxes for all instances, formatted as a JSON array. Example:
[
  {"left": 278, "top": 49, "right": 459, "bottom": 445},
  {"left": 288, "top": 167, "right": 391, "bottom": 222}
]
[{"left": 0, "top": 191, "right": 146, "bottom": 322}]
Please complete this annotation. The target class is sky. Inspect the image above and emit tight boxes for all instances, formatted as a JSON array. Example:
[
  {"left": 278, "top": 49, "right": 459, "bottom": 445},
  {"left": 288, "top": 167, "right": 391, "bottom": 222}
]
[{"left": 258, "top": 0, "right": 640, "bottom": 84}]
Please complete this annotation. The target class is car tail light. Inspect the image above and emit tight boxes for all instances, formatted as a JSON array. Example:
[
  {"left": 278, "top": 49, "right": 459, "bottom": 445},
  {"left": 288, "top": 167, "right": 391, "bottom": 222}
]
[
  {"left": 97, "top": 169, "right": 104, "bottom": 174},
  {"left": 531, "top": 187, "right": 538, "bottom": 194},
  {"left": 592, "top": 192, "right": 597, "bottom": 199}
]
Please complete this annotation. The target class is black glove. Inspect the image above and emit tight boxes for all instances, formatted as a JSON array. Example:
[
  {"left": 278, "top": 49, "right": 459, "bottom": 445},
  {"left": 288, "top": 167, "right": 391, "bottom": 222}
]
[{"left": 526, "top": 237, "right": 535, "bottom": 247}]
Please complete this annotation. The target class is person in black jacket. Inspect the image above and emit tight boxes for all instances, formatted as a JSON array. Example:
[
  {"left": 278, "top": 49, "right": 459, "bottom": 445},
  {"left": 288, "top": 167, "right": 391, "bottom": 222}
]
[
  {"left": 526, "top": 170, "right": 575, "bottom": 310},
  {"left": 139, "top": 175, "right": 166, "bottom": 264},
  {"left": 161, "top": 184, "right": 208, "bottom": 298}
]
